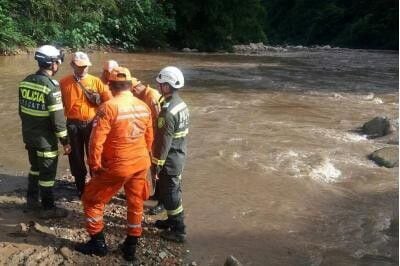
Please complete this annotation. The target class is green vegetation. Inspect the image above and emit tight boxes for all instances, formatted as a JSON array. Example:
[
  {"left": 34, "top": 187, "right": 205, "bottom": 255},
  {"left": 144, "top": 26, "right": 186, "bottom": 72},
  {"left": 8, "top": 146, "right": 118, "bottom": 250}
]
[{"left": 0, "top": 0, "right": 397, "bottom": 53}]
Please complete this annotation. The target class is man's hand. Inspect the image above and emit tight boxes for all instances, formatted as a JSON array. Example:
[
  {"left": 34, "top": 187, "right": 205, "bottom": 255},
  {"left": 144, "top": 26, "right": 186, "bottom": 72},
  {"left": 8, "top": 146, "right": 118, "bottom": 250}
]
[
  {"left": 150, "top": 165, "right": 159, "bottom": 182},
  {"left": 63, "top": 144, "right": 72, "bottom": 155}
]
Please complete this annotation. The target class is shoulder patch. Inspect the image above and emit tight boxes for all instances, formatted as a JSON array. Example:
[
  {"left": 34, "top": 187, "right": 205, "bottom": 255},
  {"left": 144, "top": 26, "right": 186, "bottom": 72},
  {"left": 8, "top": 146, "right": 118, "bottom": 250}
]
[{"left": 157, "top": 117, "right": 165, "bottom": 128}]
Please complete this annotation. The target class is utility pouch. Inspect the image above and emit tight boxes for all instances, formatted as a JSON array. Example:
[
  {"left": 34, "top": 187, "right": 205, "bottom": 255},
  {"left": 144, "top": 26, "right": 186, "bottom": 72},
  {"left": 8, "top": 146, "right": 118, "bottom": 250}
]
[{"left": 75, "top": 79, "right": 101, "bottom": 106}]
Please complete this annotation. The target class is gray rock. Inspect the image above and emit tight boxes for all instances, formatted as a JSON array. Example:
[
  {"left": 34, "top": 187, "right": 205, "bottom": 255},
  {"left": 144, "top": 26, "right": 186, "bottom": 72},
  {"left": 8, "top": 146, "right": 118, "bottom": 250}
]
[
  {"left": 362, "top": 117, "right": 392, "bottom": 138},
  {"left": 369, "top": 147, "right": 399, "bottom": 168},
  {"left": 59, "top": 246, "right": 73, "bottom": 260},
  {"left": 182, "top": 48, "right": 191, "bottom": 52},
  {"left": 158, "top": 251, "right": 167, "bottom": 259},
  {"left": 224, "top": 255, "right": 242, "bottom": 266}
]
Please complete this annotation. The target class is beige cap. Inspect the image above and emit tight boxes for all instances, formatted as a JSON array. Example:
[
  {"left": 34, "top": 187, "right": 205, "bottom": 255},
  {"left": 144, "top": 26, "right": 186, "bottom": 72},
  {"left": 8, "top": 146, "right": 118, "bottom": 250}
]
[
  {"left": 71, "top": 52, "right": 92, "bottom": 67},
  {"left": 103, "top": 60, "right": 119, "bottom": 72},
  {"left": 109, "top": 67, "right": 132, "bottom": 82}
]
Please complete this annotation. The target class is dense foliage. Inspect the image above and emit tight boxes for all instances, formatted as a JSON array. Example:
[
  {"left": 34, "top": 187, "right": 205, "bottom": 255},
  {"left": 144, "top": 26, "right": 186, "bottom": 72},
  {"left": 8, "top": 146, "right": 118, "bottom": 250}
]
[
  {"left": 0, "top": 0, "right": 397, "bottom": 52},
  {"left": 264, "top": 0, "right": 398, "bottom": 50}
]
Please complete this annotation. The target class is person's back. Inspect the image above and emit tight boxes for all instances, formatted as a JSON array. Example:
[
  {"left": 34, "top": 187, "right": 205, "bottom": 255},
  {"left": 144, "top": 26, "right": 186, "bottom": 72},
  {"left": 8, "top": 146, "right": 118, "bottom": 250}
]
[
  {"left": 91, "top": 91, "right": 153, "bottom": 177},
  {"left": 20, "top": 73, "right": 64, "bottom": 148},
  {"left": 77, "top": 67, "right": 153, "bottom": 262},
  {"left": 18, "top": 45, "right": 71, "bottom": 219}
]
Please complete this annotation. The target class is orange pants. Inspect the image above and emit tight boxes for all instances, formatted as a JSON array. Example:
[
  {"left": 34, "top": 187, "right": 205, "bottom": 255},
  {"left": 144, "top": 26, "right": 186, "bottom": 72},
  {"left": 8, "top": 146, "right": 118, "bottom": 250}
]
[{"left": 82, "top": 169, "right": 149, "bottom": 236}]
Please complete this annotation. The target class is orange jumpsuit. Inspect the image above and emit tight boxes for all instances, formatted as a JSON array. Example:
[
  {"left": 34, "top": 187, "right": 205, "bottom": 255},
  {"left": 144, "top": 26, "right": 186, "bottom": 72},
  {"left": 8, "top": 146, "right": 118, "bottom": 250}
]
[
  {"left": 82, "top": 90, "right": 153, "bottom": 237},
  {"left": 136, "top": 85, "right": 161, "bottom": 131}
]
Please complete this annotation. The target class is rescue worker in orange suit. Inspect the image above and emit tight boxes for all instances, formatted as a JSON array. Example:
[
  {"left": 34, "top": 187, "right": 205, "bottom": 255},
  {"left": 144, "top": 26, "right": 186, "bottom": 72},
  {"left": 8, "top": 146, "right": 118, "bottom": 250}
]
[
  {"left": 59, "top": 52, "right": 111, "bottom": 197},
  {"left": 75, "top": 67, "right": 153, "bottom": 262},
  {"left": 131, "top": 77, "right": 164, "bottom": 215},
  {"left": 100, "top": 60, "right": 118, "bottom": 85},
  {"left": 18, "top": 45, "right": 71, "bottom": 219},
  {"left": 151, "top": 66, "right": 189, "bottom": 242}
]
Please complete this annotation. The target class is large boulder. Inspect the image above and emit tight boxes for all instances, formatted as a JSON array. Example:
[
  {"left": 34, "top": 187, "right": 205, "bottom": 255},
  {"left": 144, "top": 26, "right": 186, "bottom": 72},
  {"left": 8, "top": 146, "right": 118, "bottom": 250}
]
[
  {"left": 224, "top": 255, "right": 242, "bottom": 266},
  {"left": 362, "top": 117, "right": 392, "bottom": 138},
  {"left": 368, "top": 147, "right": 399, "bottom": 168}
]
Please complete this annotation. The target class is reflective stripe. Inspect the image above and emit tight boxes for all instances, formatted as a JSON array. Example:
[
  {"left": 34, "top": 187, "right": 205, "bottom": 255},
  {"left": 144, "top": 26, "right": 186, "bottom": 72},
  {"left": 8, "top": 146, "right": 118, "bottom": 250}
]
[
  {"left": 116, "top": 112, "right": 149, "bottom": 120},
  {"left": 20, "top": 81, "right": 51, "bottom": 94},
  {"left": 167, "top": 205, "right": 184, "bottom": 216},
  {"left": 55, "top": 130, "right": 68, "bottom": 138},
  {"left": 48, "top": 103, "right": 63, "bottom": 112},
  {"left": 38, "top": 180, "right": 54, "bottom": 187},
  {"left": 29, "top": 170, "right": 39, "bottom": 176},
  {"left": 20, "top": 106, "right": 50, "bottom": 117},
  {"left": 127, "top": 223, "right": 142, "bottom": 229},
  {"left": 173, "top": 128, "right": 189, "bottom": 138},
  {"left": 152, "top": 157, "right": 165, "bottom": 166},
  {"left": 86, "top": 216, "right": 103, "bottom": 223},
  {"left": 169, "top": 102, "right": 187, "bottom": 115},
  {"left": 37, "top": 150, "right": 58, "bottom": 158}
]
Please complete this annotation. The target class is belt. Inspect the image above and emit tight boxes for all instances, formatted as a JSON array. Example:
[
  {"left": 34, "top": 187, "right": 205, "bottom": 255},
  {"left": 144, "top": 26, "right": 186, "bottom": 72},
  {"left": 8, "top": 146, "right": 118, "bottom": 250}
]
[{"left": 67, "top": 118, "right": 93, "bottom": 125}]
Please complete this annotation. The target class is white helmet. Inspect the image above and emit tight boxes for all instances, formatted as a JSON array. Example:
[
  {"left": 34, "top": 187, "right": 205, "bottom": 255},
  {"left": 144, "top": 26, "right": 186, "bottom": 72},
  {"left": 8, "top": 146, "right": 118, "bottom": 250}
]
[
  {"left": 156, "top": 66, "right": 184, "bottom": 89},
  {"left": 34, "top": 45, "right": 64, "bottom": 66}
]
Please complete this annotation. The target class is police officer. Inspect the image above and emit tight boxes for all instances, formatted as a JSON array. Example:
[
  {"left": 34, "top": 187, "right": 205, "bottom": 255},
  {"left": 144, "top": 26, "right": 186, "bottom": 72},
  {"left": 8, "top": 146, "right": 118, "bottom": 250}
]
[
  {"left": 151, "top": 66, "right": 189, "bottom": 242},
  {"left": 19, "top": 45, "right": 71, "bottom": 219}
]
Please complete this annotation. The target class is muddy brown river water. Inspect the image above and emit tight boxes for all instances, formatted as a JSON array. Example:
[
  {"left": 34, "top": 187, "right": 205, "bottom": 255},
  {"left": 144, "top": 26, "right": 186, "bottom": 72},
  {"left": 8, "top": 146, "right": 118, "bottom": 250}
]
[{"left": 0, "top": 50, "right": 398, "bottom": 265}]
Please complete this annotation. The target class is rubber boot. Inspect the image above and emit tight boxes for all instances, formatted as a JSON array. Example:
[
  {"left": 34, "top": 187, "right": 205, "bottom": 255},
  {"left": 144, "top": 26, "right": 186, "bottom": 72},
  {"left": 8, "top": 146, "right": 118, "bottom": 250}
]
[
  {"left": 148, "top": 203, "right": 165, "bottom": 215},
  {"left": 75, "top": 231, "right": 108, "bottom": 256},
  {"left": 154, "top": 218, "right": 173, "bottom": 230},
  {"left": 160, "top": 213, "right": 186, "bottom": 243},
  {"left": 26, "top": 175, "right": 40, "bottom": 210},
  {"left": 38, "top": 186, "right": 68, "bottom": 219},
  {"left": 120, "top": 235, "right": 138, "bottom": 262}
]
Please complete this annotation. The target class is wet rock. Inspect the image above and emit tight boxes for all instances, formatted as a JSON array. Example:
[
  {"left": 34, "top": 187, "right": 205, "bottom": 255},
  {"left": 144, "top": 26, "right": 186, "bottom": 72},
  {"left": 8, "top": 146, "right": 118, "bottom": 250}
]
[
  {"left": 369, "top": 147, "right": 399, "bottom": 168},
  {"left": 224, "top": 255, "right": 243, "bottom": 266},
  {"left": 59, "top": 246, "right": 73, "bottom": 260},
  {"left": 19, "top": 223, "right": 29, "bottom": 232},
  {"left": 158, "top": 251, "right": 167, "bottom": 259},
  {"left": 385, "top": 218, "right": 399, "bottom": 237},
  {"left": 362, "top": 117, "right": 392, "bottom": 138},
  {"left": 27, "top": 221, "right": 56, "bottom": 236}
]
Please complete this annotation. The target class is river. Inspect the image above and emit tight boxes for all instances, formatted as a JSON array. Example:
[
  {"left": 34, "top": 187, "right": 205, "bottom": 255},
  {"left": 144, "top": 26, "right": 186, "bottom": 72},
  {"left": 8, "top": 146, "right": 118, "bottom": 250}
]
[{"left": 0, "top": 49, "right": 398, "bottom": 265}]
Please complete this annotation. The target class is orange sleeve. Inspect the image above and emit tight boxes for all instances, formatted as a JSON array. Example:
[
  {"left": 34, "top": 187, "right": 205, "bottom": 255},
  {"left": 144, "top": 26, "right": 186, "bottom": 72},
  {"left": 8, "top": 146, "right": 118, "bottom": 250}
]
[
  {"left": 88, "top": 103, "right": 113, "bottom": 171},
  {"left": 145, "top": 109, "right": 154, "bottom": 152},
  {"left": 98, "top": 80, "right": 112, "bottom": 102}
]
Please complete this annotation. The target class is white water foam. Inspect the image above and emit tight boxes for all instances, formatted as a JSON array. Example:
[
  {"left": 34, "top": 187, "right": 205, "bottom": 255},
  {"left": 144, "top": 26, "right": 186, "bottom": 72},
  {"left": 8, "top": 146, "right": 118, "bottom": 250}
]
[
  {"left": 310, "top": 128, "right": 368, "bottom": 143},
  {"left": 310, "top": 159, "right": 342, "bottom": 183}
]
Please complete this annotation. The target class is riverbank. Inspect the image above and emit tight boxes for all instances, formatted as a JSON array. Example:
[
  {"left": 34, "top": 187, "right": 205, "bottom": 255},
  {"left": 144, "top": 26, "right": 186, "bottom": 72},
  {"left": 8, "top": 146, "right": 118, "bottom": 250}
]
[
  {"left": 2, "top": 43, "right": 398, "bottom": 56},
  {"left": 0, "top": 173, "right": 185, "bottom": 265}
]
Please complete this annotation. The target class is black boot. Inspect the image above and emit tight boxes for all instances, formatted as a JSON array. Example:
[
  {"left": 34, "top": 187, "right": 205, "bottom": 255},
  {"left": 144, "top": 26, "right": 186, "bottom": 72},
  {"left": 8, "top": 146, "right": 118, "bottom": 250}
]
[
  {"left": 120, "top": 235, "right": 138, "bottom": 262},
  {"left": 26, "top": 175, "right": 40, "bottom": 210},
  {"left": 160, "top": 213, "right": 186, "bottom": 243},
  {"left": 154, "top": 219, "right": 173, "bottom": 230},
  {"left": 148, "top": 203, "right": 165, "bottom": 215},
  {"left": 75, "top": 231, "right": 108, "bottom": 256},
  {"left": 37, "top": 186, "right": 68, "bottom": 219}
]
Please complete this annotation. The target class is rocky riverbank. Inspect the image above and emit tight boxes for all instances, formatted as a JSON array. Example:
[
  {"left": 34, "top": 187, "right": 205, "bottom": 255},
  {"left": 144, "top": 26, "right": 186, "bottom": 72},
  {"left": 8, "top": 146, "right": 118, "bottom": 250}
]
[{"left": 0, "top": 174, "right": 186, "bottom": 265}]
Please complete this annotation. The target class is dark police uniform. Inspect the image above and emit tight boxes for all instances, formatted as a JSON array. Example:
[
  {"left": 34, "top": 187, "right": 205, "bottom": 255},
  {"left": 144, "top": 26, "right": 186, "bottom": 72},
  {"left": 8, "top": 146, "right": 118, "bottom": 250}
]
[
  {"left": 19, "top": 70, "right": 69, "bottom": 209},
  {"left": 151, "top": 92, "right": 189, "bottom": 231}
]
